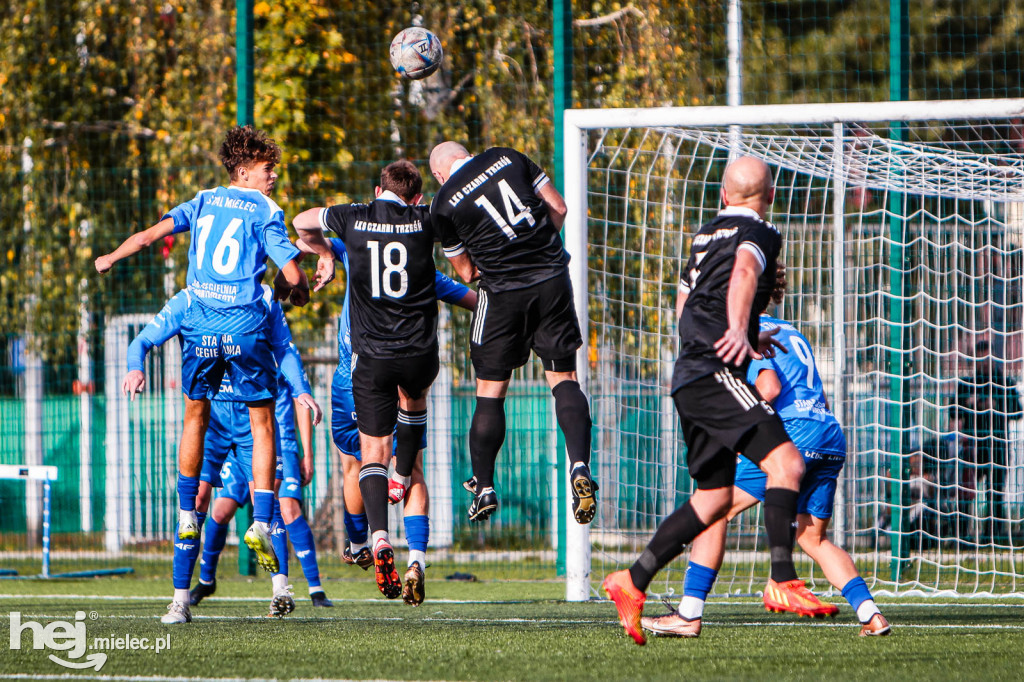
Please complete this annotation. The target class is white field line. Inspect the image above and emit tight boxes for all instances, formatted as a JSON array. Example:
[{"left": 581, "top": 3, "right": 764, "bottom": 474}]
[
  {"left": 1, "top": 594, "right": 1023, "bottom": 608},
  {"left": 4, "top": 612, "right": 1024, "bottom": 630},
  {"left": 0, "top": 594, "right": 534, "bottom": 604}
]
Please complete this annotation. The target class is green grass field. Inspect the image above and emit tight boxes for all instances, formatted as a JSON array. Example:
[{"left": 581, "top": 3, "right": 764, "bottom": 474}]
[{"left": 2, "top": 562, "right": 1024, "bottom": 681}]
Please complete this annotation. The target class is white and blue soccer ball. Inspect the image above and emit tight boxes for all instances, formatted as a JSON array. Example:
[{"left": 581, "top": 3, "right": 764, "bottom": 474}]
[{"left": 389, "top": 27, "right": 443, "bottom": 80}]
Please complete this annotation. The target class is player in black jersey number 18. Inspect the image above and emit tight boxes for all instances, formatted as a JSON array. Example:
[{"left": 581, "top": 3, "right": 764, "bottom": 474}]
[
  {"left": 428, "top": 141, "right": 597, "bottom": 525},
  {"left": 294, "top": 160, "right": 440, "bottom": 599}
]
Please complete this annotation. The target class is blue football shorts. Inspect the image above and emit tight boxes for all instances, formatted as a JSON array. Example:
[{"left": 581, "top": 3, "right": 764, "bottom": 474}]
[
  {"left": 216, "top": 453, "right": 251, "bottom": 507},
  {"left": 200, "top": 400, "right": 253, "bottom": 487},
  {"left": 734, "top": 422, "right": 846, "bottom": 519},
  {"left": 181, "top": 326, "right": 277, "bottom": 402},
  {"left": 331, "top": 370, "right": 362, "bottom": 460},
  {"left": 201, "top": 399, "right": 281, "bottom": 488}
]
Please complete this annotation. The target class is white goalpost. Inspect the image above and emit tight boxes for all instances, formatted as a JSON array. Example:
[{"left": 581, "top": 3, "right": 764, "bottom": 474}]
[{"left": 563, "top": 98, "right": 1024, "bottom": 601}]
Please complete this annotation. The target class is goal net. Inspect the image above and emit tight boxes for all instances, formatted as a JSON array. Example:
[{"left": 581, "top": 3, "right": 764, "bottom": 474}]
[{"left": 563, "top": 99, "right": 1024, "bottom": 599}]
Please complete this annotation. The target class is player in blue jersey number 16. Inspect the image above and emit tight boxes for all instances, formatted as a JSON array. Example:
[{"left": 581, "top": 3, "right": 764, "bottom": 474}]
[{"left": 96, "top": 126, "right": 313, "bottom": 624}]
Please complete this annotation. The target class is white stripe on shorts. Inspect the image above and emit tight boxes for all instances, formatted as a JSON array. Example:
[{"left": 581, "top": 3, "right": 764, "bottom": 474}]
[
  {"left": 716, "top": 370, "right": 757, "bottom": 410},
  {"left": 725, "top": 371, "right": 760, "bottom": 409},
  {"left": 472, "top": 290, "right": 489, "bottom": 345}
]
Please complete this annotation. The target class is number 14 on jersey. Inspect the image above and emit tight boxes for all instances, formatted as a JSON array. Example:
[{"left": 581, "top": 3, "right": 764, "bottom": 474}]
[{"left": 475, "top": 179, "right": 535, "bottom": 239}]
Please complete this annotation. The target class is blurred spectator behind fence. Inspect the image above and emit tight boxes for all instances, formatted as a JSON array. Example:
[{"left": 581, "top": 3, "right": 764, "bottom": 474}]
[
  {"left": 903, "top": 447, "right": 943, "bottom": 550},
  {"left": 949, "top": 341, "right": 1023, "bottom": 544},
  {"left": 976, "top": 250, "right": 1021, "bottom": 363}
]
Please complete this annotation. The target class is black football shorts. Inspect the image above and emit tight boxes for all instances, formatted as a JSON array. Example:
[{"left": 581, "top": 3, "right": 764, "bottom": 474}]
[
  {"left": 672, "top": 368, "right": 790, "bottom": 490},
  {"left": 351, "top": 352, "right": 439, "bottom": 437},
  {"left": 470, "top": 270, "right": 583, "bottom": 381}
]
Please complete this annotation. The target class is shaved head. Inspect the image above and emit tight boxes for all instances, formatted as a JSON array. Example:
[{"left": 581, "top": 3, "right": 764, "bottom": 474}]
[
  {"left": 429, "top": 141, "right": 472, "bottom": 185},
  {"left": 724, "top": 156, "right": 770, "bottom": 201},
  {"left": 723, "top": 156, "right": 773, "bottom": 204}
]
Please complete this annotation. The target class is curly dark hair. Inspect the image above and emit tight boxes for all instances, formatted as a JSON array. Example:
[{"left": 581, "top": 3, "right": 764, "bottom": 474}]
[
  {"left": 380, "top": 159, "right": 423, "bottom": 201},
  {"left": 218, "top": 125, "right": 282, "bottom": 179}
]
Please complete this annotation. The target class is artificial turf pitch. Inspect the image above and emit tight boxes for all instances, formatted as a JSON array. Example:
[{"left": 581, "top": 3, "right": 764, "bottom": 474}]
[{"left": 2, "top": 568, "right": 1023, "bottom": 681}]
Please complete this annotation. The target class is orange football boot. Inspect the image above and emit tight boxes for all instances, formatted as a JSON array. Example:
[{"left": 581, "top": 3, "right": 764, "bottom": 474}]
[
  {"left": 373, "top": 538, "right": 402, "bottom": 599},
  {"left": 763, "top": 579, "right": 835, "bottom": 618},
  {"left": 603, "top": 570, "right": 647, "bottom": 645}
]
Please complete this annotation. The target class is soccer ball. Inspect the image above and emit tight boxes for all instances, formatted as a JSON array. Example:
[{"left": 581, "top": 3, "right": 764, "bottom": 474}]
[{"left": 389, "top": 27, "right": 443, "bottom": 80}]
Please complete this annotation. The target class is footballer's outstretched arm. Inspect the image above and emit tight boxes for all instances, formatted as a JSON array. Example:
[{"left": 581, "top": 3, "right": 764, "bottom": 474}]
[
  {"left": 675, "top": 289, "right": 688, "bottom": 326},
  {"left": 95, "top": 217, "right": 175, "bottom": 274},
  {"left": 292, "top": 208, "right": 336, "bottom": 291},
  {"left": 294, "top": 238, "right": 322, "bottom": 256},
  {"left": 753, "top": 367, "right": 782, "bottom": 404},
  {"left": 279, "top": 257, "right": 311, "bottom": 306},
  {"left": 454, "top": 289, "right": 478, "bottom": 311},
  {"left": 435, "top": 269, "right": 478, "bottom": 311},
  {"left": 122, "top": 290, "right": 189, "bottom": 400},
  {"left": 295, "top": 400, "right": 315, "bottom": 485}
]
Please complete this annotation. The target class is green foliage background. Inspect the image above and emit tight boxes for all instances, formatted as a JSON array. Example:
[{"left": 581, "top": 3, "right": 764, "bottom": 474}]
[{"left": 2, "top": 0, "right": 1024, "bottom": 384}]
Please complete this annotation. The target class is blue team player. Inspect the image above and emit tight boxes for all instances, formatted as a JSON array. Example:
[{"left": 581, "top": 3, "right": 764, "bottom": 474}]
[
  {"left": 122, "top": 285, "right": 323, "bottom": 621},
  {"left": 189, "top": 335, "right": 334, "bottom": 612},
  {"left": 641, "top": 312, "right": 891, "bottom": 639},
  {"left": 292, "top": 225, "right": 475, "bottom": 605},
  {"left": 98, "top": 125, "right": 314, "bottom": 624}
]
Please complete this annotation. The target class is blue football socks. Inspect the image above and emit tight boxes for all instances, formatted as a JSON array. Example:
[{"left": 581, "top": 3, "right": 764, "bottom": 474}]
[
  {"left": 198, "top": 517, "right": 229, "bottom": 584},
  {"left": 177, "top": 473, "right": 200, "bottom": 512},
  {"left": 841, "top": 576, "right": 881, "bottom": 623},
  {"left": 404, "top": 514, "right": 429, "bottom": 553},
  {"left": 270, "top": 501, "right": 289, "bottom": 578},
  {"left": 172, "top": 512, "right": 206, "bottom": 589},
  {"left": 285, "top": 516, "right": 320, "bottom": 590},
  {"left": 404, "top": 514, "right": 430, "bottom": 570},
  {"left": 253, "top": 489, "right": 275, "bottom": 526},
  {"left": 678, "top": 561, "right": 718, "bottom": 620}
]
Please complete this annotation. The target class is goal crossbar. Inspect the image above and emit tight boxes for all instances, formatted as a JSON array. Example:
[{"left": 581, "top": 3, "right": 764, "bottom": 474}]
[{"left": 564, "top": 98, "right": 1024, "bottom": 131}]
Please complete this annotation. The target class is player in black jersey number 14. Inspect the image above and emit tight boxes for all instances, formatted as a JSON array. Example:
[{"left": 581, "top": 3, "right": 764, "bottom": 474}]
[{"left": 428, "top": 141, "right": 597, "bottom": 525}]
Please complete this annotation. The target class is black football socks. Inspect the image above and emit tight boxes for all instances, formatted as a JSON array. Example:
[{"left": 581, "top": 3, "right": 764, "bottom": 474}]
[
  {"left": 763, "top": 487, "right": 800, "bottom": 583},
  {"left": 469, "top": 397, "right": 506, "bottom": 490},
  {"left": 394, "top": 409, "right": 428, "bottom": 478},
  {"left": 358, "top": 463, "right": 389, "bottom": 534},
  {"left": 552, "top": 380, "right": 592, "bottom": 467},
  {"left": 628, "top": 501, "right": 708, "bottom": 592}
]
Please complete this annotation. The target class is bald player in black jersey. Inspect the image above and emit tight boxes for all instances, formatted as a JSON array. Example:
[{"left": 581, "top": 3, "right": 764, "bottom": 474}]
[
  {"left": 603, "top": 157, "right": 832, "bottom": 645},
  {"left": 428, "top": 142, "right": 597, "bottom": 525},
  {"left": 293, "top": 160, "right": 439, "bottom": 599}
]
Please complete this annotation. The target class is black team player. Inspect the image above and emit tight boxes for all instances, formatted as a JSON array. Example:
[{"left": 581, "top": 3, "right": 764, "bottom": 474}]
[
  {"left": 603, "top": 157, "right": 832, "bottom": 645},
  {"left": 428, "top": 141, "right": 597, "bottom": 525},
  {"left": 293, "top": 160, "right": 438, "bottom": 599}
]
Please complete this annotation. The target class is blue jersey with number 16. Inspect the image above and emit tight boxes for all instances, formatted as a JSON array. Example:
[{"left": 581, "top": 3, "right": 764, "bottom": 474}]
[{"left": 164, "top": 186, "right": 299, "bottom": 318}]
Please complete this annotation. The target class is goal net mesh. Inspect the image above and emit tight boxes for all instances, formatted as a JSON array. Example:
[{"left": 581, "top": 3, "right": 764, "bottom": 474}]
[{"left": 583, "top": 116, "right": 1024, "bottom": 597}]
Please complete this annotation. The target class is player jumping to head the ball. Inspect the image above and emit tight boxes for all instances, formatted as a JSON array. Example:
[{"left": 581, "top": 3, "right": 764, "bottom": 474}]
[
  {"left": 428, "top": 141, "right": 598, "bottom": 526},
  {"left": 96, "top": 126, "right": 319, "bottom": 622},
  {"left": 293, "top": 159, "right": 444, "bottom": 600}
]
